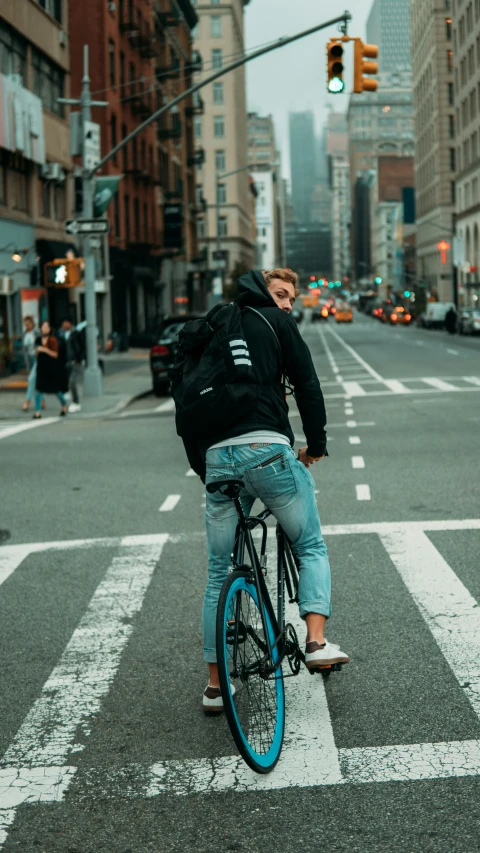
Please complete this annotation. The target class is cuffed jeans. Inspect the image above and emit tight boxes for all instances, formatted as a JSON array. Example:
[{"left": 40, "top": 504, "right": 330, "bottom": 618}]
[
  {"left": 35, "top": 390, "right": 67, "bottom": 412},
  {"left": 203, "top": 443, "right": 332, "bottom": 663},
  {"left": 25, "top": 358, "right": 36, "bottom": 402}
]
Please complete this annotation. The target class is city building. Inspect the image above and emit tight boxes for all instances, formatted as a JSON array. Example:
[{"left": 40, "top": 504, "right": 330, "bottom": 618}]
[
  {"left": 0, "top": 0, "right": 74, "bottom": 369},
  {"left": 410, "top": 0, "right": 455, "bottom": 301},
  {"left": 366, "top": 0, "right": 412, "bottom": 73},
  {"left": 192, "top": 0, "right": 255, "bottom": 293},
  {"left": 368, "top": 156, "right": 415, "bottom": 296},
  {"left": 326, "top": 112, "right": 350, "bottom": 283},
  {"left": 285, "top": 224, "right": 332, "bottom": 282},
  {"left": 348, "top": 70, "right": 415, "bottom": 281},
  {"left": 247, "top": 112, "right": 285, "bottom": 269},
  {"left": 289, "top": 110, "right": 316, "bottom": 224},
  {"left": 452, "top": 0, "right": 480, "bottom": 306},
  {"left": 69, "top": 0, "right": 199, "bottom": 344}
]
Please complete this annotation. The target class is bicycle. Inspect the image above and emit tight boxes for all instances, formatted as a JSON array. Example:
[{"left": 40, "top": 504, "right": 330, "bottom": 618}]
[{"left": 206, "top": 477, "right": 345, "bottom": 775}]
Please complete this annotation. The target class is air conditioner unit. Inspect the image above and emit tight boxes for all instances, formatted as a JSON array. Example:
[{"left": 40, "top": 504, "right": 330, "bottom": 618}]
[
  {"left": 59, "top": 30, "right": 68, "bottom": 48},
  {"left": 0, "top": 277, "right": 14, "bottom": 295},
  {"left": 48, "top": 163, "right": 66, "bottom": 182},
  {"left": 108, "top": 0, "right": 116, "bottom": 11}
]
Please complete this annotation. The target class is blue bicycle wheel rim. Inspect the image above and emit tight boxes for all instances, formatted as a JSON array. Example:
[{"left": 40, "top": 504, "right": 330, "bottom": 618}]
[{"left": 221, "top": 574, "right": 285, "bottom": 770}]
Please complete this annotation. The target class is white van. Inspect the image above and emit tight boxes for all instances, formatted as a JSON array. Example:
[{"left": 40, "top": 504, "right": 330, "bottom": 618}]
[{"left": 424, "top": 302, "right": 456, "bottom": 328}]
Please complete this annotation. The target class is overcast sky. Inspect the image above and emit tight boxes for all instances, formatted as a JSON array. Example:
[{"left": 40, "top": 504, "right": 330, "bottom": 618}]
[{"left": 244, "top": 0, "right": 373, "bottom": 180}]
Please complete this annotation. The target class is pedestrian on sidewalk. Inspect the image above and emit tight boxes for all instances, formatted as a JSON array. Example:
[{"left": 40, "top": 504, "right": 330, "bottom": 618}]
[
  {"left": 33, "top": 320, "right": 68, "bottom": 419},
  {"left": 445, "top": 306, "right": 457, "bottom": 335},
  {"left": 21, "top": 316, "right": 39, "bottom": 413},
  {"left": 59, "top": 317, "right": 84, "bottom": 413}
]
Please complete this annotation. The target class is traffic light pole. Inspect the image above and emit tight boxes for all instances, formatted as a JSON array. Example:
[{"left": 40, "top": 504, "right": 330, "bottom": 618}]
[
  {"left": 66, "top": 12, "right": 351, "bottom": 395},
  {"left": 59, "top": 45, "right": 108, "bottom": 397}
]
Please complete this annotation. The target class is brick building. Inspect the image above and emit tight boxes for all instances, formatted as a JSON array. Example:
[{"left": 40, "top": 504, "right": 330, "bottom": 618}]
[{"left": 69, "top": 0, "right": 200, "bottom": 342}]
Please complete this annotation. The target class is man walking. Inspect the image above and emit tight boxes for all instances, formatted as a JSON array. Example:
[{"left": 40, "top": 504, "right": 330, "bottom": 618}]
[
  {"left": 60, "top": 318, "right": 85, "bottom": 413},
  {"left": 179, "top": 268, "right": 350, "bottom": 713}
]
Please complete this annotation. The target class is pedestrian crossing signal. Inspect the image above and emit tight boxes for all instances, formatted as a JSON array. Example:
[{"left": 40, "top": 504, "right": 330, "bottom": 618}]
[
  {"left": 44, "top": 258, "right": 84, "bottom": 288},
  {"left": 327, "top": 40, "right": 345, "bottom": 94}
]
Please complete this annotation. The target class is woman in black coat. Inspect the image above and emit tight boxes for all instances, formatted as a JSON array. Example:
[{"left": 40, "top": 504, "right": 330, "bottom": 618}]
[{"left": 33, "top": 320, "right": 69, "bottom": 419}]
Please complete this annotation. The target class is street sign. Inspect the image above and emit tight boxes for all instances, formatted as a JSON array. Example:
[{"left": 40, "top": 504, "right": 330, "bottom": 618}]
[
  {"left": 83, "top": 120, "right": 101, "bottom": 171},
  {"left": 65, "top": 218, "right": 110, "bottom": 235}
]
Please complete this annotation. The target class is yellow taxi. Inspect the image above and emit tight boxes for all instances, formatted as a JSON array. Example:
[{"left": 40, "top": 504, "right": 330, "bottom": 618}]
[
  {"left": 389, "top": 306, "right": 412, "bottom": 325},
  {"left": 335, "top": 302, "right": 353, "bottom": 323}
]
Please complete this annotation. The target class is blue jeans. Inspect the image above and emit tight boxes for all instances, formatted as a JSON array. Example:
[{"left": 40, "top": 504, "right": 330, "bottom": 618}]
[
  {"left": 26, "top": 358, "right": 36, "bottom": 403},
  {"left": 203, "top": 444, "right": 332, "bottom": 663},
  {"left": 35, "top": 390, "right": 67, "bottom": 412}
]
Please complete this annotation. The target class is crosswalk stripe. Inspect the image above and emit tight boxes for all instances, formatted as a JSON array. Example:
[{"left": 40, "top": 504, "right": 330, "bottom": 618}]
[
  {"left": 383, "top": 379, "right": 410, "bottom": 394},
  {"left": 342, "top": 381, "right": 366, "bottom": 397},
  {"left": 0, "top": 417, "right": 59, "bottom": 440},
  {"left": 356, "top": 484, "right": 371, "bottom": 500},
  {"left": 422, "top": 377, "right": 459, "bottom": 391},
  {"left": 464, "top": 376, "right": 480, "bottom": 386},
  {"left": 159, "top": 494, "right": 181, "bottom": 511}
]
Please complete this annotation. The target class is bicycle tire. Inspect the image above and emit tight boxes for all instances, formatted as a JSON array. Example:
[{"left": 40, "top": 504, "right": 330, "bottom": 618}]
[{"left": 216, "top": 570, "right": 285, "bottom": 774}]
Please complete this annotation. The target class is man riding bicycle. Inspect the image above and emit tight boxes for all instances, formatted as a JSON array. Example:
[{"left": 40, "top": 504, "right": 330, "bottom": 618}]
[{"left": 182, "top": 268, "right": 350, "bottom": 712}]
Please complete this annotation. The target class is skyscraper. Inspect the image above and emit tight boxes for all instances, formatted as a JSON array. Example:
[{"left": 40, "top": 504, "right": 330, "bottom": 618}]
[
  {"left": 289, "top": 111, "right": 316, "bottom": 224},
  {"left": 366, "top": 0, "right": 412, "bottom": 73}
]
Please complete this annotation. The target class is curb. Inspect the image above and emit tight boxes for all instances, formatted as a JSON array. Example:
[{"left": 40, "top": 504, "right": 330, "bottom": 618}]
[{"left": 73, "top": 387, "right": 153, "bottom": 420}]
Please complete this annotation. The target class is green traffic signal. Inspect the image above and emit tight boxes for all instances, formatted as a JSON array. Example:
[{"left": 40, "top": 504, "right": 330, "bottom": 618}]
[
  {"left": 403, "top": 290, "right": 411, "bottom": 298},
  {"left": 374, "top": 276, "right": 382, "bottom": 285}
]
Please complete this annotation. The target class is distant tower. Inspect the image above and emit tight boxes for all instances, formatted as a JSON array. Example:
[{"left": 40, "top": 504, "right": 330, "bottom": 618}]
[
  {"left": 289, "top": 111, "right": 316, "bottom": 224},
  {"left": 366, "top": 0, "right": 411, "bottom": 72}
]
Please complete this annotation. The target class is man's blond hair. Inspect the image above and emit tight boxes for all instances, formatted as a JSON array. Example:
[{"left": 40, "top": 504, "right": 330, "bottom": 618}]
[{"left": 262, "top": 268, "right": 300, "bottom": 296}]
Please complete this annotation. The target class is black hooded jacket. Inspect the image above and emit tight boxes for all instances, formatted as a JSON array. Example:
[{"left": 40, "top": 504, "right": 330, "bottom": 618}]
[{"left": 184, "top": 270, "right": 327, "bottom": 480}]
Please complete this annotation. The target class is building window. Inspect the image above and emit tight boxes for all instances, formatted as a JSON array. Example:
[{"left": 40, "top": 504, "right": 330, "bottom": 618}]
[
  {"left": 448, "top": 82, "right": 454, "bottom": 105},
  {"left": 197, "top": 219, "right": 205, "bottom": 239},
  {"left": 211, "top": 49, "right": 223, "bottom": 68},
  {"left": 109, "top": 39, "right": 115, "bottom": 87},
  {"left": 129, "top": 61, "right": 136, "bottom": 96},
  {"left": 218, "top": 216, "right": 228, "bottom": 237},
  {"left": 451, "top": 181, "right": 456, "bottom": 204},
  {"left": 214, "top": 115, "right": 225, "bottom": 137},
  {"left": 39, "top": 176, "right": 51, "bottom": 218},
  {"left": 11, "top": 154, "right": 29, "bottom": 213},
  {"left": 36, "top": 0, "right": 62, "bottom": 23},
  {"left": 447, "top": 49, "right": 453, "bottom": 72},
  {"left": 120, "top": 51, "right": 125, "bottom": 87},
  {"left": 110, "top": 114, "right": 117, "bottom": 163},
  {"left": 124, "top": 193, "right": 130, "bottom": 236},
  {"left": 446, "top": 17, "right": 452, "bottom": 39},
  {"left": 0, "top": 20, "right": 27, "bottom": 81},
  {"left": 0, "top": 151, "right": 7, "bottom": 206},
  {"left": 217, "top": 183, "right": 226, "bottom": 203},
  {"left": 210, "top": 16, "right": 222, "bottom": 37},
  {"left": 194, "top": 116, "right": 202, "bottom": 138},
  {"left": 114, "top": 194, "right": 120, "bottom": 238},
  {"left": 449, "top": 113, "right": 455, "bottom": 138},
  {"left": 143, "top": 202, "right": 148, "bottom": 242},
  {"left": 213, "top": 82, "right": 224, "bottom": 104},
  {"left": 53, "top": 183, "right": 65, "bottom": 220},
  {"left": 450, "top": 147, "right": 456, "bottom": 171},
  {"left": 256, "top": 149, "right": 271, "bottom": 160},
  {"left": 211, "top": 0, "right": 220, "bottom": 4},
  {"left": 134, "top": 198, "right": 140, "bottom": 241},
  {"left": 215, "top": 149, "right": 226, "bottom": 171},
  {"left": 196, "top": 183, "right": 203, "bottom": 204},
  {"left": 122, "top": 123, "right": 128, "bottom": 170},
  {"left": 31, "top": 48, "right": 65, "bottom": 116}
]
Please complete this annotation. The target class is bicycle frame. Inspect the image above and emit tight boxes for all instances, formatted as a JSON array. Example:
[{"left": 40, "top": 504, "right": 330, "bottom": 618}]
[{"left": 230, "top": 497, "right": 300, "bottom": 677}]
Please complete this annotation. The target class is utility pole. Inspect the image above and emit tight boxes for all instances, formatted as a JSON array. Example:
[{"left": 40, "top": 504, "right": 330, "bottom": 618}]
[{"left": 59, "top": 45, "right": 108, "bottom": 397}]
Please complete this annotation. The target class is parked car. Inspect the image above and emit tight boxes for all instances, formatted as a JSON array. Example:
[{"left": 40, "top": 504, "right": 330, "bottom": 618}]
[
  {"left": 423, "top": 302, "right": 456, "bottom": 329},
  {"left": 458, "top": 308, "right": 480, "bottom": 335},
  {"left": 291, "top": 307, "right": 304, "bottom": 324},
  {"left": 150, "top": 314, "right": 204, "bottom": 397}
]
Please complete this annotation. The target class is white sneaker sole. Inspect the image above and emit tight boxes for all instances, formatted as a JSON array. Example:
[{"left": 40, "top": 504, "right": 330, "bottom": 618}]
[{"left": 305, "top": 655, "right": 350, "bottom": 669}]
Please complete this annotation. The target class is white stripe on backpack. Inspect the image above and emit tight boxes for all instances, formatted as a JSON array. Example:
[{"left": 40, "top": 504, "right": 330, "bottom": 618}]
[{"left": 234, "top": 358, "right": 253, "bottom": 367}]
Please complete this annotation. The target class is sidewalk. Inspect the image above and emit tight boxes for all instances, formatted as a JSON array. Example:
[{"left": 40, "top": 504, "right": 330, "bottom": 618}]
[{"left": 0, "top": 350, "right": 152, "bottom": 420}]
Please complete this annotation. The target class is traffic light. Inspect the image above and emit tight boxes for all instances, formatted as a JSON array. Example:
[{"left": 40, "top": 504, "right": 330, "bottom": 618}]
[
  {"left": 327, "top": 40, "right": 345, "bottom": 94},
  {"left": 374, "top": 276, "right": 382, "bottom": 285},
  {"left": 403, "top": 290, "right": 411, "bottom": 298},
  {"left": 353, "top": 39, "right": 379, "bottom": 93},
  {"left": 44, "top": 258, "right": 83, "bottom": 288}
]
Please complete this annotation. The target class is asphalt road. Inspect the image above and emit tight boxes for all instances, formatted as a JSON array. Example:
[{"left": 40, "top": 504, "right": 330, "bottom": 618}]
[{"left": 1, "top": 312, "right": 480, "bottom": 852}]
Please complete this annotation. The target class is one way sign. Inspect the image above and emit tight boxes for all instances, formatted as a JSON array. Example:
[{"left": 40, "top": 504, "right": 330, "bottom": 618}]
[{"left": 65, "top": 218, "right": 110, "bottom": 235}]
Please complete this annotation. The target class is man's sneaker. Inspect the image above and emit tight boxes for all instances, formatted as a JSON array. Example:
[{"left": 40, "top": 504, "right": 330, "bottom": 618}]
[
  {"left": 305, "top": 640, "right": 350, "bottom": 669},
  {"left": 202, "top": 683, "right": 236, "bottom": 714},
  {"left": 68, "top": 403, "right": 81, "bottom": 413}
]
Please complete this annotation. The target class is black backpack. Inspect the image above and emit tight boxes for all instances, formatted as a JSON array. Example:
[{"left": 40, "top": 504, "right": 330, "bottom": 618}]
[{"left": 171, "top": 303, "right": 281, "bottom": 441}]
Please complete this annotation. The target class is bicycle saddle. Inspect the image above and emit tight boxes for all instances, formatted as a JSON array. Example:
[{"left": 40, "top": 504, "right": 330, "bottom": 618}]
[{"left": 206, "top": 478, "right": 245, "bottom": 497}]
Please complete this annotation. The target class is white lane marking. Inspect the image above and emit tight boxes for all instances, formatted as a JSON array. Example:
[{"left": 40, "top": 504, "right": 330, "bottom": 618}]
[
  {"left": 186, "top": 468, "right": 196, "bottom": 477},
  {"left": 383, "top": 379, "right": 410, "bottom": 394},
  {"left": 342, "top": 381, "right": 366, "bottom": 397},
  {"left": 352, "top": 456, "right": 365, "bottom": 469},
  {"left": 447, "top": 349, "right": 459, "bottom": 355},
  {"left": 346, "top": 420, "right": 357, "bottom": 427},
  {"left": 154, "top": 399, "right": 175, "bottom": 413},
  {"left": 464, "top": 376, "right": 480, "bottom": 386},
  {"left": 0, "top": 547, "right": 32, "bottom": 589},
  {"left": 380, "top": 528, "right": 480, "bottom": 720},
  {"left": 0, "top": 417, "right": 59, "bottom": 440},
  {"left": 349, "top": 436, "right": 361, "bottom": 445},
  {"left": 159, "top": 494, "right": 181, "bottom": 512},
  {"left": 423, "top": 377, "right": 459, "bottom": 391},
  {"left": 0, "top": 542, "right": 167, "bottom": 845},
  {"left": 325, "top": 325, "right": 385, "bottom": 382},
  {"left": 356, "top": 484, "right": 371, "bottom": 501}
]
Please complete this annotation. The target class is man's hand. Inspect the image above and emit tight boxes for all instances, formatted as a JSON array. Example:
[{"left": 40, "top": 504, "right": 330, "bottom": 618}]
[{"left": 298, "top": 446, "right": 325, "bottom": 468}]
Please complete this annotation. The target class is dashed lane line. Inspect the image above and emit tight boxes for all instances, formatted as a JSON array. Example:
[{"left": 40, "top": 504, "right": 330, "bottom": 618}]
[
  {"left": 447, "top": 349, "right": 459, "bottom": 355},
  {"left": 159, "top": 494, "right": 181, "bottom": 512},
  {"left": 352, "top": 456, "right": 365, "bottom": 469},
  {"left": 349, "top": 436, "right": 361, "bottom": 445},
  {"left": 356, "top": 484, "right": 371, "bottom": 501}
]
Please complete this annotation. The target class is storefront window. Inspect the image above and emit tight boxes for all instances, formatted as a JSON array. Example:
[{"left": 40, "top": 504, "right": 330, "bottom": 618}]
[{"left": 0, "top": 21, "right": 27, "bottom": 82}]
